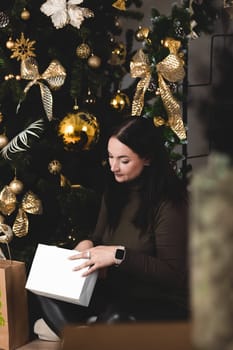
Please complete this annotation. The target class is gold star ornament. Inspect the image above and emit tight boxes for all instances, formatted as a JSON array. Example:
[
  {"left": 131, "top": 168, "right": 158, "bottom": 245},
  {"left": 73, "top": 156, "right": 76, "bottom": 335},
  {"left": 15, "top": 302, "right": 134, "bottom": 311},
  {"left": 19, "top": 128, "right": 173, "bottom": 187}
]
[{"left": 10, "top": 32, "right": 36, "bottom": 61}]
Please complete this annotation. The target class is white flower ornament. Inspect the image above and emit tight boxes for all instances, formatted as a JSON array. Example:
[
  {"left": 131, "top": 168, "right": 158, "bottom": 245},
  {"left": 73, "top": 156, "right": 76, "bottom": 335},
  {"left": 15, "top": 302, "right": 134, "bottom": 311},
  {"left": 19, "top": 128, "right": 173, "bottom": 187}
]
[{"left": 40, "top": 0, "right": 94, "bottom": 29}]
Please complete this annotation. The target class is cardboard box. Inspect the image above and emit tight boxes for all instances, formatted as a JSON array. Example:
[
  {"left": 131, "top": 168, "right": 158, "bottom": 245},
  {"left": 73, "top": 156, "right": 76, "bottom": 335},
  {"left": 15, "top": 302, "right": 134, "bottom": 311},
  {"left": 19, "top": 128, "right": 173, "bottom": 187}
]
[
  {"left": 26, "top": 244, "right": 98, "bottom": 307},
  {"left": 62, "top": 322, "right": 192, "bottom": 350}
]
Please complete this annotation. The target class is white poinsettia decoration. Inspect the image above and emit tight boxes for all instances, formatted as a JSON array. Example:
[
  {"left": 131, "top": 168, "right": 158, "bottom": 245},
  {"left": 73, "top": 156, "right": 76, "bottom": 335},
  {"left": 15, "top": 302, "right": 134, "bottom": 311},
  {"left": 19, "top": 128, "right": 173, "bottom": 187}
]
[{"left": 40, "top": 0, "right": 94, "bottom": 30}]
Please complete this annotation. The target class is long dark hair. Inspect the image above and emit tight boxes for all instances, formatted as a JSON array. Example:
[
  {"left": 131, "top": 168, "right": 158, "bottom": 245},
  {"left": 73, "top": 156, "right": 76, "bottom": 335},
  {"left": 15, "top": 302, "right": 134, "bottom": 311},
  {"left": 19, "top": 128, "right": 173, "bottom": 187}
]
[{"left": 104, "top": 117, "right": 187, "bottom": 231}]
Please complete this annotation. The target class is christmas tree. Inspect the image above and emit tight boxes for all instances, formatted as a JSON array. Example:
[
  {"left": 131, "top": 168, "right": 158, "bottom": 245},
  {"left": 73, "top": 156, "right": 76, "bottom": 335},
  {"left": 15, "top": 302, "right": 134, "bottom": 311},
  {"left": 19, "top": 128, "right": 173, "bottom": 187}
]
[
  {"left": 0, "top": 0, "right": 143, "bottom": 266},
  {"left": 0, "top": 0, "right": 220, "bottom": 266},
  {"left": 131, "top": 0, "right": 219, "bottom": 175}
]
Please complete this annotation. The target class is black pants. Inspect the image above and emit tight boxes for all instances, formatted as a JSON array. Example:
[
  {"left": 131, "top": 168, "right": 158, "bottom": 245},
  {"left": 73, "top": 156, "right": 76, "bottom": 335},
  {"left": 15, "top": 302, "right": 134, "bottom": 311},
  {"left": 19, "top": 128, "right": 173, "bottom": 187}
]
[{"left": 36, "top": 291, "right": 189, "bottom": 336}]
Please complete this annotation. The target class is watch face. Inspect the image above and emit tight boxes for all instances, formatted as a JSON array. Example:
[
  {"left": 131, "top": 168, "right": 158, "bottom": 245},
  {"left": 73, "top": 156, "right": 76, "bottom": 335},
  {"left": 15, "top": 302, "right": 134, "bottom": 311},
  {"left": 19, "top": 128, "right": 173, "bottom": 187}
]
[{"left": 115, "top": 248, "right": 125, "bottom": 260}]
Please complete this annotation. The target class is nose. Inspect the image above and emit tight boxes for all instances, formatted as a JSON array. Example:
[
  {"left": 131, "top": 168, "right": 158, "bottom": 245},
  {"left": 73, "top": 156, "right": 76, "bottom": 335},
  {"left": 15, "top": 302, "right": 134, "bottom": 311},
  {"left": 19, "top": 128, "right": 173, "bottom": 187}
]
[{"left": 110, "top": 159, "right": 119, "bottom": 172}]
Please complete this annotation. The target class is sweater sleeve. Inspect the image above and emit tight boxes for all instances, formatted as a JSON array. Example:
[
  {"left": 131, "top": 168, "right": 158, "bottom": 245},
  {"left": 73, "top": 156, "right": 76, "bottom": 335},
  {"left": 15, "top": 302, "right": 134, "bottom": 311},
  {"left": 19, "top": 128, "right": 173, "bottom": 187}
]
[
  {"left": 90, "top": 196, "right": 107, "bottom": 245},
  {"left": 120, "top": 200, "right": 189, "bottom": 290}
]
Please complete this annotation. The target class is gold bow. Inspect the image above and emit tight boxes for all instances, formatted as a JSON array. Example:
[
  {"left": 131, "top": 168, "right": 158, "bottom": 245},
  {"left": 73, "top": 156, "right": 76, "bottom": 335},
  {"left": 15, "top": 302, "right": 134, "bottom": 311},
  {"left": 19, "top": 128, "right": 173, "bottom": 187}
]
[
  {"left": 112, "top": 0, "right": 126, "bottom": 10},
  {"left": 156, "top": 38, "right": 186, "bottom": 140},
  {"left": 0, "top": 223, "right": 13, "bottom": 244},
  {"left": 21, "top": 57, "right": 66, "bottom": 120},
  {"left": 0, "top": 186, "right": 16, "bottom": 216},
  {"left": 13, "top": 191, "right": 43, "bottom": 237},
  {"left": 130, "top": 49, "right": 151, "bottom": 116}
]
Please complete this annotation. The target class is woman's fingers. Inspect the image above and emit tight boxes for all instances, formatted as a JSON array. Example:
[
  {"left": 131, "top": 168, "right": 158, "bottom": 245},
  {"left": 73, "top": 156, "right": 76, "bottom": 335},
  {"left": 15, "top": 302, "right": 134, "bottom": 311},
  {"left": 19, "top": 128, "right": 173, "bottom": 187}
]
[{"left": 69, "top": 250, "right": 91, "bottom": 260}]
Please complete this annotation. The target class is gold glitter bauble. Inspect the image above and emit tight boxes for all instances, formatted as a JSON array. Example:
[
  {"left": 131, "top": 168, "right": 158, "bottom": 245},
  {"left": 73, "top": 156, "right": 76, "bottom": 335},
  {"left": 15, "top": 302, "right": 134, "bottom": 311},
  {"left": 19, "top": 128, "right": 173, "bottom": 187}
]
[
  {"left": 87, "top": 55, "right": 101, "bottom": 68},
  {"left": 0, "top": 134, "right": 8, "bottom": 149},
  {"left": 58, "top": 111, "right": 100, "bottom": 151},
  {"left": 76, "top": 43, "right": 91, "bottom": 59},
  {"left": 21, "top": 8, "right": 30, "bottom": 20},
  {"left": 9, "top": 178, "right": 24, "bottom": 195},
  {"left": 110, "top": 91, "right": 130, "bottom": 111},
  {"left": 48, "top": 160, "right": 62, "bottom": 175},
  {"left": 6, "top": 38, "right": 14, "bottom": 49}
]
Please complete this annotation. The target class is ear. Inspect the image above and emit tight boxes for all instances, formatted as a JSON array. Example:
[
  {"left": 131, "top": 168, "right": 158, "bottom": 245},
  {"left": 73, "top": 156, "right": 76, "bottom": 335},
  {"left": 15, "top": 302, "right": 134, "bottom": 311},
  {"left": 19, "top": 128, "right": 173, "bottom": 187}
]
[{"left": 144, "top": 158, "right": 151, "bottom": 166}]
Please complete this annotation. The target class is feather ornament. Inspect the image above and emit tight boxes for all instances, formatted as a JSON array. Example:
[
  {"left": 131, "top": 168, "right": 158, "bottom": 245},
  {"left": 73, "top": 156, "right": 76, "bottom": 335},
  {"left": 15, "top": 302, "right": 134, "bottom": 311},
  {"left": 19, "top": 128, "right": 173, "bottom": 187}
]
[{"left": 1, "top": 119, "right": 44, "bottom": 160}]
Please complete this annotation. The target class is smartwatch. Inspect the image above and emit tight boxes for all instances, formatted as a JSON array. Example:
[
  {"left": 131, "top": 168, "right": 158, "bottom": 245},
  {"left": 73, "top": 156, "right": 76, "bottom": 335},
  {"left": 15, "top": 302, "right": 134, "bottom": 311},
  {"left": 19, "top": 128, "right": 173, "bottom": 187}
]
[{"left": 115, "top": 246, "right": 126, "bottom": 266}]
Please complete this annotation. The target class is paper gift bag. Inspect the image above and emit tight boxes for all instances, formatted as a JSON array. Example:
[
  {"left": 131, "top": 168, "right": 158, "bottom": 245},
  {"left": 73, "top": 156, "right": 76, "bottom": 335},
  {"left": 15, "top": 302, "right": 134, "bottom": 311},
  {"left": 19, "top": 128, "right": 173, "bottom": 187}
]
[
  {"left": 26, "top": 244, "right": 98, "bottom": 307},
  {"left": 0, "top": 260, "right": 29, "bottom": 350}
]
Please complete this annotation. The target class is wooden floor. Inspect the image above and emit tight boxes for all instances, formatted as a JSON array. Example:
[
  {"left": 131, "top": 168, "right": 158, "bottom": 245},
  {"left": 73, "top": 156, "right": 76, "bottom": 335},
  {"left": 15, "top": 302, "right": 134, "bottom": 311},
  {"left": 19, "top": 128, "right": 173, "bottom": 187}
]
[{"left": 17, "top": 339, "right": 61, "bottom": 350}]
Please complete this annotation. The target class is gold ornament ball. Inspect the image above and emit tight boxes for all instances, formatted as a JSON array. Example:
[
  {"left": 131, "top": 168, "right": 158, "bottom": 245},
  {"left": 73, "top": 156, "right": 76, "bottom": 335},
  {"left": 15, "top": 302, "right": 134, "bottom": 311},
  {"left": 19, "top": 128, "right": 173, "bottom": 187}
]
[
  {"left": 110, "top": 91, "right": 130, "bottom": 112},
  {"left": 6, "top": 38, "right": 14, "bottom": 49},
  {"left": 48, "top": 160, "right": 62, "bottom": 175},
  {"left": 87, "top": 55, "right": 101, "bottom": 68},
  {"left": 135, "top": 26, "right": 150, "bottom": 41},
  {"left": 109, "top": 42, "right": 126, "bottom": 65},
  {"left": 58, "top": 111, "right": 100, "bottom": 151},
  {"left": 9, "top": 178, "right": 24, "bottom": 195},
  {"left": 0, "top": 134, "right": 8, "bottom": 149},
  {"left": 114, "top": 17, "right": 121, "bottom": 28},
  {"left": 76, "top": 43, "right": 91, "bottom": 59},
  {"left": 153, "top": 116, "right": 166, "bottom": 127},
  {"left": 21, "top": 8, "right": 30, "bottom": 20}
]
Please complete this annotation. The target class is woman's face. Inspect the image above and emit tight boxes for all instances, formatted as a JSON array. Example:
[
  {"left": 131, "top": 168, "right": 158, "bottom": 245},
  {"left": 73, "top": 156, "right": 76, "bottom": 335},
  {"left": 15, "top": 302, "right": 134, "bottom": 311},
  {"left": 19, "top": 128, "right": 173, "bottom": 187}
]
[{"left": 108, "top": 137, "right": 149, "bottom": 183}]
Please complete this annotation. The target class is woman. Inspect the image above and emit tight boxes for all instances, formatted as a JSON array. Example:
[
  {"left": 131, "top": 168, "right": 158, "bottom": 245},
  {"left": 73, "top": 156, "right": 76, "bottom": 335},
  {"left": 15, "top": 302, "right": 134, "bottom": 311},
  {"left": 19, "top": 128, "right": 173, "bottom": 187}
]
[{"left": 37, "top": 116, "right": 189, "bottom": 336}]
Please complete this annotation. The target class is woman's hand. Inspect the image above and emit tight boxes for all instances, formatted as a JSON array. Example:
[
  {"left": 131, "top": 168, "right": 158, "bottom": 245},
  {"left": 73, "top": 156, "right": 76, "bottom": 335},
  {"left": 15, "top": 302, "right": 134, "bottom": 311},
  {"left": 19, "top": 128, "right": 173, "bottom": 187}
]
[
  {"left": 69, "top": 245, "right": 118, "bottom": 277},
  {"left": 74, "top": 239, "right": 94, "bottom": 252}
]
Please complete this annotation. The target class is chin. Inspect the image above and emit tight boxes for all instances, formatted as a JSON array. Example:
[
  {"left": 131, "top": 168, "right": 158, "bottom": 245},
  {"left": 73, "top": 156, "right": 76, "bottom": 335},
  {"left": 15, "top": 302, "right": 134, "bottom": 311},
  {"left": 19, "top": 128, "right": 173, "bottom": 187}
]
[{"left": 114, "top": 175, "right": 126, "bottom": 182}]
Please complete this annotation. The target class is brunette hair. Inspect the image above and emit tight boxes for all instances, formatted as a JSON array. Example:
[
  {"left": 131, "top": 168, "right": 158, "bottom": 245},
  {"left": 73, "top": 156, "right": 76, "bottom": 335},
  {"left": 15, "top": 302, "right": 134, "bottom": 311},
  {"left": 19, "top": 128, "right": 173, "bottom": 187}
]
[{"left": 104, "top": 117, "right": 187, "bottom": 231}]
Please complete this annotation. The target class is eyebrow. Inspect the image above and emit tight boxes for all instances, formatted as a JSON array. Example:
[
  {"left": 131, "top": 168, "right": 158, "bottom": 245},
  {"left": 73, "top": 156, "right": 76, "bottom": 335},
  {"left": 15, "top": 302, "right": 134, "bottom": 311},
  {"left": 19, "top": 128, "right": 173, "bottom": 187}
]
[{"left": 108, "top": 152, "right": 130, "bottom": 159}]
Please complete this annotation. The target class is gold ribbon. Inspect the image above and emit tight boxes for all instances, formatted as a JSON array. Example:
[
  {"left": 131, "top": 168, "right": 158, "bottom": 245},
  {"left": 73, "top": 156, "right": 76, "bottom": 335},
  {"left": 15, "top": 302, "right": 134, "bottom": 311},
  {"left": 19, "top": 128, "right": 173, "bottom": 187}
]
[
  {"left": 112, "top": 0, "right": 126, "bottom": 10},
  {"left": 156, "top": 38, "right": 186, "bottom": 140},
  {"left": 0, "top": 186, "right": 43, "bottom": 238},
  {"left": 13, "top": 191, "right": 43, "bottom": 237},
  {"left": 130, "top": 49, "right": 151, "bottom": 116},
  {"left": 21, "top": 57, "right": 66, "bottom": 120}
]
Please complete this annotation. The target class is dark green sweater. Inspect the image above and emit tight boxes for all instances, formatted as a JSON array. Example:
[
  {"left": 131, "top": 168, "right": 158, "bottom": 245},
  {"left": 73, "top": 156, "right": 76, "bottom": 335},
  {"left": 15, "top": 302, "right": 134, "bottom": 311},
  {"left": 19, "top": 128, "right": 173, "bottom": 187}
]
[{"left": 91, "top": 186, "right": 189, "bottom": 317}]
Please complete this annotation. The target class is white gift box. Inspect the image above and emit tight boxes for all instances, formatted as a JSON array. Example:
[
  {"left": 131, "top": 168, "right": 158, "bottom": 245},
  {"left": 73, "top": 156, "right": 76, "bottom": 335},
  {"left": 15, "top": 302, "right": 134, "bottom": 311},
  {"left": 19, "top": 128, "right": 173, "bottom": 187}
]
[{"left": 26, "top": 244, "right": 98, "bottom": 307}]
